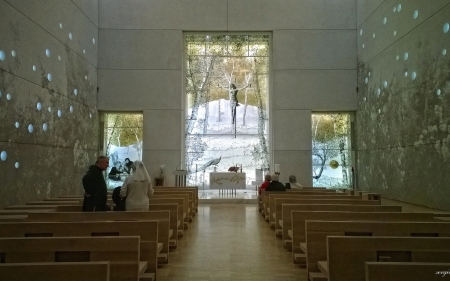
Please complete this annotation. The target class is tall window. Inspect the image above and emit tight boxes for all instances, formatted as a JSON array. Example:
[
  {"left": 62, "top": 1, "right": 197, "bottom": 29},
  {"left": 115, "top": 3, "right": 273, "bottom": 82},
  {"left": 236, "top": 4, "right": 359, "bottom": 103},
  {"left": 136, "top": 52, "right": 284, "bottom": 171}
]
[
  {"left": 102, "top": 113, "right": 143, "bottom": 188},
  {"left": 312, "top": 113, "right": 353, "bottom": 188},
  {"left": 184, "top": 34, "right": 270, "bottom": 188}
]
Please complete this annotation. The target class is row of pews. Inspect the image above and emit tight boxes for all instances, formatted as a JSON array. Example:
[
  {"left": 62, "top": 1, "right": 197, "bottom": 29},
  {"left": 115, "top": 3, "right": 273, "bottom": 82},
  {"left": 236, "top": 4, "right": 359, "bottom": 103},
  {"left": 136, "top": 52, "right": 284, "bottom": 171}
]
[
  {"left": 0, "top": 186, "right": 199, "bottom": 281},
  {"left": 259, "top": 188, "right": 450, "bottom": 281}
]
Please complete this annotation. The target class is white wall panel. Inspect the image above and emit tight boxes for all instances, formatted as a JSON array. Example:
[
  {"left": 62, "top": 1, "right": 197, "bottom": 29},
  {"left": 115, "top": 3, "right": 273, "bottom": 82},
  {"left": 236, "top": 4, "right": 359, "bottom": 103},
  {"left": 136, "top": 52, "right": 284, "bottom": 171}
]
[
  {"left": 273, "top": 30, "right": 357, "bottom": 70},
  {"left": 229, "top": 0, "right": 356, "bottom": 30},
  {"left": 273, "top": 150, "right": 313, "bottom": 187},
  {"left": 273, "top": 110, "right": 312, "bottom": 151},
  {"left": 99, "top": 0, "right": 227, "bottom": 30},
  {"left": 73, "top": 0, "right": 99, "bottom": 27},
  {"left": 98, "top": 29, "right": 182, "bottom": 70},
  {"left": 143, "top": 109, "right": 182, "bottom": 151}
]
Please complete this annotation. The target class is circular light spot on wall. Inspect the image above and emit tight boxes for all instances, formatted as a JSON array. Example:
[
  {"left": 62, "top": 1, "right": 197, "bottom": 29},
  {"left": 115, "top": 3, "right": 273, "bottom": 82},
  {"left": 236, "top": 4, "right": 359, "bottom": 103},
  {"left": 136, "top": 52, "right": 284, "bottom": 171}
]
[
  {"left": 69, "top": 33, "right": 73, "bottom": 40},
  {"left": 43, "top": 123, "right": 48, "bottom": 131},
  {"left": 404, "top": 52, "right": 409, "bottom": 60},
  {"left": 84, "top": 75, "right": 87, "bottom": 80},
  {"left": 378, "top": 109, "right": 381, "bottom": 114},
  {"left": 11, "top": 50, "right": 16, "bottom": 57},
  {"left": 89, "top": 113, "right": 92, "bottom": 119},
  {"left": 15, "top": 122, "right": 19, "bottom": 128},
  {"left": 384, "top": 81, "right": 388, "bottom": 88},
  {"left": 394, "top": 31, "right": 397, "bottom": 36},
  {"left": 32, "top": 65, "right": 37, "bottom": 71},
  {"left": 383, "top": 17, "right": 387, "bottom": 25},
  {"left": 413, "top": 10, "right": 419, "bottom": 19},
  {"left": 362, "top": 44, "right": 365, "bottom": 48},
  {"left": 37, "top": 102, "right": 42, "bottom": 111},
  {"left": 404, "top": 71, "right": 408, "bottom": 77},
  {"left": 6, "top": 93, "right": 11, "bottom": 100},
  {"left": 0, "top": 50, "right": 5, "bottom": 61},
  {"left": 92, "top": 38, "right": 96, "bottom": 44},
  {"left": 411, "top": 72, "right": 417, "bottom": 80},
  {"left": 59, "top": 23, "right": 63, "bottom": 28},
  {"left": 393, "top": 7, "right": 397, "bottom": 12},
  {"left": 48, "top": 107, "right": 51, "bottom": 113},
  {"left": 396, "top": 55, "right": 400, "bottom": 60},
  {"left": 74, "top": 89, "right": 78, "bottom": 96},
  {"left": 57, "top": 110, "right": 62, "bottom": 117},
  {"left": 15, "top": 162, "right": 19, "bottom": 168},
  {"left": 45, "top": 49, "right": 51, "bottom": 57},
  {"left": 377, "top": 88, "right": 381, "bottom": 96},
  {"left": 83, "top": 49, "right": 86, "bottom": 54},
  {"left": 0, "top": 90, "right": 2, "bottom": 98},
  {"left": 1, "top": 151, "right": 7, "bottom": 161},
  {"left": 397, "top": 4, "right": 402, "bottom": 12},
  {"left": 28, "top": 124, "right": 34, "bottom": 133},
  {"left": 372, "top": 33, "right": 376, "bottom": 38},
  {"left": 443, "top": 49, "right": 447, "bottom": 56},
  {"left": 70, "top": 106, "right": 73, "bottom": 113},
  {"left": 47, "top": 73, "right": 52, "bottom": 81},
  {"left": 437, "top": 89, "right": 441, "bottom": 96},
  {"left": 58, "top": 55, "right": 61, "bottom": 61},
  {"left": 363, "top": 97, "right": 367, "bottom": 102},
  {"left": 444, "top": 23, "right": 450, "bottom": 33},
  {"left": 360, "top": 29, "right": 363, "bottom": 35},
  {"left": 368, "top": 72, "right": 371, "bottom": 77},
  {"left": 365, "top": 78, "right": 368, "bottom": 84}
]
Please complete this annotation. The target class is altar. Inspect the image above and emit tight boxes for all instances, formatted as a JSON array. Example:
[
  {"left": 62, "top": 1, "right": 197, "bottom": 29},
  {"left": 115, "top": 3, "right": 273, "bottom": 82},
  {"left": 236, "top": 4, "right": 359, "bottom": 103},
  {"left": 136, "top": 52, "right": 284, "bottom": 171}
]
[{"left": 210, "top": 172, "right": 246, "bottom": 194}]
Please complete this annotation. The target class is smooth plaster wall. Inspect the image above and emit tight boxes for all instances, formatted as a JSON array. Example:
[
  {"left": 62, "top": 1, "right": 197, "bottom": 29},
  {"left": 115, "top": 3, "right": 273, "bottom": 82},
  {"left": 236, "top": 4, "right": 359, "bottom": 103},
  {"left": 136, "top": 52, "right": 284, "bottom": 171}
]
[
  {"left": 98, "top": 0, "right": 358, "bottom": 186},
  {"left": 0, "top": 0, "right": 99, "bottom": 208},
  {"left": 356, "top": 0, "right": 450, "bottom": 210}
]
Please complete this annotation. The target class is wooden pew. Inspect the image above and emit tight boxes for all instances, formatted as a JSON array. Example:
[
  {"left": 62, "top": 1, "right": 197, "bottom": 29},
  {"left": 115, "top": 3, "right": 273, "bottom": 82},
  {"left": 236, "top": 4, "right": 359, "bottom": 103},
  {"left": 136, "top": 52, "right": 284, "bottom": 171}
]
[
  {"left": 26, "top": 200, "right": 82, "bottom": 205},
  {"left": 265, "top": 193, "right": 352, "bottom": 225},
  {"left": 365, "top": 261, "right": 450, "bottom": 281},
  {"left": 149, "top": 198, "right": 186, "bottom": 235},
  {"left": 290, "top": 211, "right": 438, "bottom": 264},
  {"left": 281, "top": 200, "right": 382, "bottom": 249},
  {"left": 151, "top": 195, "right": 190, "bottom": 229},
  {"left": 305, "top": 221, "right": 450, "bottom": 280},
  {"left": 322, "top": 236, "right": 450, "bottom": 281},
  {"left": 0, "top": 209, "right": 55, "bottom": 215},
  {"left": 0, "top": 262, "right": 110, "bottom": 281},
  {"left": 153, "top": 191, "right": 194, "bottom": 220},
  {"left": 55, "top": 205, "right": 83, "bottom": 212},
  {"left": 4, "top": 205, "right": 59, "bottom": 210},
  {"left": 147, "top": 204, "right": 179, "bottom": 248},
  {"left": 0, "top": 236, "right": 146, "bottom": 281},
  {"left": 154, "top": 186, "right": 199, "bottom": 212},
  {"left": 0, "top": 220, "right": 161, "bottom": 277},
  {"left": 25, "top": 211, "right": 172, "bottom": 264}
]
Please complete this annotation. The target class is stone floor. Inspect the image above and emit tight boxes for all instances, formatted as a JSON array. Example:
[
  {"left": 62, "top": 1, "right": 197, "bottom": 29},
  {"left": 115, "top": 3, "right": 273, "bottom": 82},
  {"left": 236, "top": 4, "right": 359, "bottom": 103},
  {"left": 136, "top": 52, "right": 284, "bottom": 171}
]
[{"left": 156, "top": 196, "right": 450, "bottom": 281}]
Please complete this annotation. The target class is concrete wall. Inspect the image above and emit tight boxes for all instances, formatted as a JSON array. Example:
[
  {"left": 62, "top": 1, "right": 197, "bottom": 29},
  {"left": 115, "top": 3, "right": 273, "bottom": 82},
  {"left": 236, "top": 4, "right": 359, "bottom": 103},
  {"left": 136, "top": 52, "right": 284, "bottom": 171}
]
[
  {"left": 356, "top": 0, "right": 450, "bottom": 210},
  {"left": 0, "top": 0, "right": 99, "bottom": 208},
  {"left": 97, "top": 0, "right": 358, "bottom": 186}
]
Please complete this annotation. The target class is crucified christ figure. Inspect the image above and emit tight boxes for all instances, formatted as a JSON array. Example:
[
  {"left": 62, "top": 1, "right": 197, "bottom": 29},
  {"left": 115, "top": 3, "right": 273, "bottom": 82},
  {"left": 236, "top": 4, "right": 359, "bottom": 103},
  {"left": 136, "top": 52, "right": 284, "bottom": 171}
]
[{"left": 219, "top": 81, "right": 250, "bottom": 125}]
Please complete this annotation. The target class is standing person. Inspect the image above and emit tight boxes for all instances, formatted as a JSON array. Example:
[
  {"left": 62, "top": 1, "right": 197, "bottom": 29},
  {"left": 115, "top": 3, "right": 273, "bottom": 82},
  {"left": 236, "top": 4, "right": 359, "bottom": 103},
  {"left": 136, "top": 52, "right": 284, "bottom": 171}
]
[
  {"left": 82, "top": 156, "right": 109, "bottom": 212},
  {"left": 259, "top": 174, "right": 271, "bottom": 195},
  {"left": 287, "top": 175, "right": 303, "bottom": 189},
  {"left": 120, "top": 160, "right": 153, "bottom": 211},
  {"left": 123, "top": 158, "right": 133, "bottom": 175},
  {"left": 265, "top": 174, "right": 286, "bottom": 191}
]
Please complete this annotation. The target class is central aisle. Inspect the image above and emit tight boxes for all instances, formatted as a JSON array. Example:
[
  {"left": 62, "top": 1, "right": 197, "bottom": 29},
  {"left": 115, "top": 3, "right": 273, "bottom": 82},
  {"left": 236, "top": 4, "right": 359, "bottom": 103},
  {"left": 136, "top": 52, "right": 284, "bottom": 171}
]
[{"left": 157, "top": 204, "right": 308, "bottom": 281}]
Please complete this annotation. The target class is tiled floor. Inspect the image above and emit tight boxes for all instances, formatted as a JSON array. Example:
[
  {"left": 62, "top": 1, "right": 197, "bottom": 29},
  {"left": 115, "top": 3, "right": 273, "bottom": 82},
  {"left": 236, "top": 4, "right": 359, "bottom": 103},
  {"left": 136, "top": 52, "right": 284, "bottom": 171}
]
[
  {"left": 156, "top": 195, "right": 450, "bottom": 281},
  {"left": 157, "top": 203, "right": 308, "bottom": 281}
]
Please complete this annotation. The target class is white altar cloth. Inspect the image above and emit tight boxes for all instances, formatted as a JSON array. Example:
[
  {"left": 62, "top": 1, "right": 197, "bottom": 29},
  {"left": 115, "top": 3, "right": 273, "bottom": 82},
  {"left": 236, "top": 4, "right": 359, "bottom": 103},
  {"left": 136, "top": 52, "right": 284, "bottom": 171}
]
[{"left": 210, "top": 172, "right": 246, "bottom": 189}]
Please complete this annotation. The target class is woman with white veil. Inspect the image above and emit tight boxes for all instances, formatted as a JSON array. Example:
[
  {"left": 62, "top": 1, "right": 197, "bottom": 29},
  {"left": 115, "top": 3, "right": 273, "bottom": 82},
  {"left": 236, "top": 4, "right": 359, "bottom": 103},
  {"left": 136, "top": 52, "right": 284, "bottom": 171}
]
[{"left": 120, "top": 160, "right": 154, "bottom": 211}]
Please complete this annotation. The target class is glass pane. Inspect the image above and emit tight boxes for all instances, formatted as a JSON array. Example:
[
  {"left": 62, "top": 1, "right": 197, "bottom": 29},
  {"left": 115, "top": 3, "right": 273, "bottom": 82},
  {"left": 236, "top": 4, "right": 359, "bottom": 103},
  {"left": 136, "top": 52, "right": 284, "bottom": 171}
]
[
  {"left": 312, "top": 113, "right": 352, "bottom": 188},
  {"left": 185, "top": 34, "right": 270, "bottom": 189}
]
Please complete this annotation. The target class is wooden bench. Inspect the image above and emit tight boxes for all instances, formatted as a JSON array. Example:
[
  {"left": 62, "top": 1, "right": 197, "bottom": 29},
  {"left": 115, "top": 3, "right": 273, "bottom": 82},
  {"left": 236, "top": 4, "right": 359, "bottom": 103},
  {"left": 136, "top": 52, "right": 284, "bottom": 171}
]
[
  {"left": 365, "top": 261, "right": 450, "bottom": 281},
  {"left": 149, "top": 198, "right": 186, "bottom": 235},
  {"left": 305, "top": 221, "right": 450, "bottom": 280},
  {"left": 151, "top": 195, "right": 190, "bottom": 229},
  {"left": 0, "top": 209, "right": 55, "bottom": 215},
  {"left": 322, "top": 236, "right": 450, "bottom": 281},
  {"left": 0, "top": 220, "right": 161, "bottom": 277},
  {"left": 26, "top": 200, "right": 82, "bottom": 205},
  {"left": 4, "top": 205, "right": 59, "bottom": 210},
  {"left": 290, "top": 211, "right": 439, "bottom": 264},
  {"left": 147, "top": 204, "right": 179, "bottom": 248},
  {"left": 154, "top": 186, "right": 199, "bottom": 212},
  {"left": 281, "top": 200, "right": 382, "bottom": 249},
  {"left": 0, "top": 236, "right": 149, "bottom": 281},
  {"left": 153, "top": 191, "right": 194, "bottom": 221},
  {"left": 0, "top": 261, "right": 110, "bottom": 281},
  {"left": 25, "top": 211, "right": 172, "bottom": 264}
]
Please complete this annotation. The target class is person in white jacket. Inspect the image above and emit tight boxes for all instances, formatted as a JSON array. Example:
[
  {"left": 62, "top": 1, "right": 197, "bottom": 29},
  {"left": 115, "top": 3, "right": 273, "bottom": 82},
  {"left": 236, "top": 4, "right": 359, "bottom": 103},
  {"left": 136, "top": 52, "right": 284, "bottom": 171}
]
[
  {"left": 288, "top": 175, "right": 303, "bottom": 189},
  {"left": 120, "top": 160, "right": 154, "bottom": 211}
]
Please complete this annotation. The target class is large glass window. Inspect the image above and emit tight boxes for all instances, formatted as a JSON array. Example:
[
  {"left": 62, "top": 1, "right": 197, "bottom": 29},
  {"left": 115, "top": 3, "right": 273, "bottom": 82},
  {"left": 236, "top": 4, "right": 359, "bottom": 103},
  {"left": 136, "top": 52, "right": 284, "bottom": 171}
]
[
  {"left": 184, "top": 34, "right": 270, "bottom": 188},
  {"left": 102, "top": 113, "right": 143, "bottom": 188},
  {"left": 312, "top": 113, "right": 353, "bottom": 188}
]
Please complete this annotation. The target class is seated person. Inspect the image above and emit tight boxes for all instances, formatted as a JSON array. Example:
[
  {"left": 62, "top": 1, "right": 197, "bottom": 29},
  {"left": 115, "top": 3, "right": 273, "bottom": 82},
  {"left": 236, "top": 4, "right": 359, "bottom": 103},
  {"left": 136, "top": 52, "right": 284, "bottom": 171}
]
[
  {"left": 259, "top": 174, "right": 271, "bottom": 195},
  {"left": 108, "top": 164, "right": 122, "bottom": 181},
  {"left": 123, "top": 158, "right": 133, "bottom": 175},
  {"left": 265, "top": 174, "right": 286, "bottom": 191},
  {"left": 287, "top": 175, "right": 303, "bottom": 189}
]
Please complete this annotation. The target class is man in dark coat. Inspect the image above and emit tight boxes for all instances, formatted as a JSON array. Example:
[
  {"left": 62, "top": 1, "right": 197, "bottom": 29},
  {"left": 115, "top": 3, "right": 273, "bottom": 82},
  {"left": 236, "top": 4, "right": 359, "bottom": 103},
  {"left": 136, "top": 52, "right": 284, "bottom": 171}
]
[
  {"left": 82, "top": 156, "right": 109, "bottom": 212},
  {"left": 265, "top": 174, "right": 286, "bottom": 191}
]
